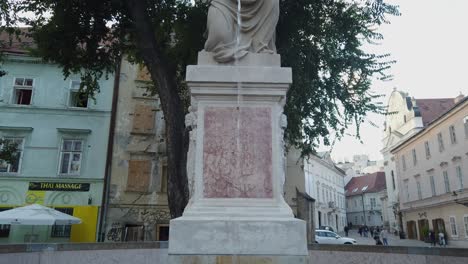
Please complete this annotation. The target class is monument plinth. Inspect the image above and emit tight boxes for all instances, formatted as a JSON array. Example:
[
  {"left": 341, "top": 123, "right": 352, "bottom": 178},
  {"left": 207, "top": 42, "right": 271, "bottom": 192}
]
[
  {"left": 168, "top": 52, "right": 308, "bottom": 258},
  {"left": 169, "top": 1, "right": 307, "bottom": 261}
]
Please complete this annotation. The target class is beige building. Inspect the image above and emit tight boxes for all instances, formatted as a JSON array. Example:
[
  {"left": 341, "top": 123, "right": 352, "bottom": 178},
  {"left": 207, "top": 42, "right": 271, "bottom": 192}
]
[
  {"left": 391, "top": 96, "right": 468, "bottom": 246},
  {"left": 102, "top": 59, "right": 170, "bottom": 242},
  {"left": 285, "top": 149, "right": 346, "bottom": 235},
  {"left": 381, "top": 89, "right": 457, "bottom": 233}
]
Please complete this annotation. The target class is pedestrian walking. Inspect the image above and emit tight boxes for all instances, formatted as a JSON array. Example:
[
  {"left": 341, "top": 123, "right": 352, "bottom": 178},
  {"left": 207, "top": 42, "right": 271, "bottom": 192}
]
[
  {"left": 374, "top": 234, "right": 383, "bottom": 245},
  {"left": 429, "top": 230, "right": 436, "bottom": 247},
  {"left": 344, "top": 226, "right": 349, "bottom": 237},
  {"left": 380, "top": 229, "right": 388, "bottom": 246},
  {"left": 358, "top": 227, "right": 362, "bottom": 237},
  {"left": 370, "top": 226, "right": 374, "bottom": 237},
  {"left": 438, "top": 231, "right": 446, "bottom": 247}
]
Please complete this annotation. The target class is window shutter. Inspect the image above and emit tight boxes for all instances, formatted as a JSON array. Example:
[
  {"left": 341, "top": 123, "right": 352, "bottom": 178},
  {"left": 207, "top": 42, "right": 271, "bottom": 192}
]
[
  {"left": 126, "top": 160, "right": 152, "bottom": 192},
  {"left": 132, "top": 104, "right": 155, "bottom": 134}
]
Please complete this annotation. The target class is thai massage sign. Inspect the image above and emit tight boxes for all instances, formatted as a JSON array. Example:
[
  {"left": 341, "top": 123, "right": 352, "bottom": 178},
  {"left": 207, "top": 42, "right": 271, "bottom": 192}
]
[{"left": 28, "top": 182, "right": 90, "bottom": 192}]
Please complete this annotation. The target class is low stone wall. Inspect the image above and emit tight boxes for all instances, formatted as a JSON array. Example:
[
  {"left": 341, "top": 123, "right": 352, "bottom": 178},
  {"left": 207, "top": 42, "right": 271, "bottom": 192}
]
[{"left": 0, "top": 242, "right": 467, "bottom": 264}]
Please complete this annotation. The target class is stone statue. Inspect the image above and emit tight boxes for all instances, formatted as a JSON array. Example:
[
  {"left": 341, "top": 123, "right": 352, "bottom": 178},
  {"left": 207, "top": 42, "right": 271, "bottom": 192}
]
[
  {"left": 204, "top": 0, "right": 279, "bottom": 63},
  {"left": 185, "top": 106, "right": 198, "bottom": 200}
]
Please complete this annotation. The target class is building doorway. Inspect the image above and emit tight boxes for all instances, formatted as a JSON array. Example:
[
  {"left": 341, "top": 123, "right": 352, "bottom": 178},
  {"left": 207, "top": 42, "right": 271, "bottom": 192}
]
[
  {"left": 432, "top": 218, "right": 446, "bottom": 238},
  {"left": 417, "top": 219, "right": 429, "bottom": 241},
  {"left": 156, "top": 224, "right": 169, "bottom": 241},
  {"left": 406, "top": 221, "right": 417, "bottom": 239}
]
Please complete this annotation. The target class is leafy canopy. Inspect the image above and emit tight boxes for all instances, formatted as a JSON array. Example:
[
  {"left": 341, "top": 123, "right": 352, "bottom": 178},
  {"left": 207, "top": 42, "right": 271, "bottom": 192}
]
[{"left": 7, "top": 0, "right": 398, "bottom": 155}]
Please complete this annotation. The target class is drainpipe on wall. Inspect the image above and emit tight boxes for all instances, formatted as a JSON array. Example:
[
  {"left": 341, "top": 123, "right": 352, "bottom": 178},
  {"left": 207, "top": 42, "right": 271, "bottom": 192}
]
[{"left": 97, "top": 57, "right": 122, "bottom": 242}]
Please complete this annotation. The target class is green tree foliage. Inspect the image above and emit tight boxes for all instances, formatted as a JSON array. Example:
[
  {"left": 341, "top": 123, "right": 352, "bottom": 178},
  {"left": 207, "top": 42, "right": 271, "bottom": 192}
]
[
  {"left": 278, "top": 0, "right": 399, "bottom": 156},
  {"left": 0, "top": 0, "right": 22, "bottom": 76},
  {"left": 8, "top": 0, "right": 398, "bottom": 218},
  {"left": 0, "top": 139, "right": 18, "bottom": 164}
]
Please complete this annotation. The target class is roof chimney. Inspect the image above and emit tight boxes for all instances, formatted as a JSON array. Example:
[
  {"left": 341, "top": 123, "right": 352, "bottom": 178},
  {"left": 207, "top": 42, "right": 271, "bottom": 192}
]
[{"left": 454, "top": 93, "right": 465, "bottom": 104}]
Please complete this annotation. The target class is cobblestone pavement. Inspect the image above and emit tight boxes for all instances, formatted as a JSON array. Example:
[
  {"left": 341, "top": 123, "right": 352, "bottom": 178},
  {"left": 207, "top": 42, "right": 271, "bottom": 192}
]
[{"left": 338, "top": 229, "right": 461, "bottom": 248}]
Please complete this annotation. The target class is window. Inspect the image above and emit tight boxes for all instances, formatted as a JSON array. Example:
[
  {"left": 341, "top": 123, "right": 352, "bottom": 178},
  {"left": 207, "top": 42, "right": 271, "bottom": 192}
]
[
  {"left": 69, "top": 81, "right": 88, "bottom": 108},
  {"left": 132, "top": 104, "right": 156, "bottom": 134},
  {"left": 51, "top": 208, "right": 73, "bottom": 237},
  {"left": 402, "top": 155, "right": 407, "bottom": 171},
  {"left": 404, "top": 179, "right": 410, "bottom": 201},
  {"left": 449, "top": 216, "right": 458, "bottom": 237},
  {"left": 456, "top": 166, "right": 463, "bottom": 190},
  {"left": 0, "top": 138, "right": 24, "bottom": 174},
  {"left": 354, "top": 199, "right": 357, "bottom": 207},
  {"left": 127, "top": 160, "right": 152, "bottom": 192},
  {"left": 124, "top": 225, "right": 144, "bottom": 241},
  {"left": 13, "top": 77, "right": 34, "bottom": 105},
  {"left": 391, "top": 171, "right": 396, "bottom": 190},
  {"left": 367, "top": 215, "right": 371, "bottom": 222},
  {"left": 0, "top": 208, "right": 12, "bottom": 237},
  {"left": 317, "top": 185, "right": 320, "bottom": 202},
  {"left": 370, "top": 198, "right": 376, "bottom": 208},
  {"left": 59, "top": 139, "right": 83, "bottom": 175},
  {"left": 157, "top": 224, "right": 169, "bottom": 241},
  {"left": 449, "top": 125, "right": 457, "bottom": 144},
  {"left": 430, "top": 176, "right": 436, "bottom": 196},
  {"left": 437, "top": 133, "right": 444, "bottom": 152},
  {"left": 416, "top": 181, "right": 422, "bottom": 200},
  {"left": 412, "top": 149, "right": 417, "bottom": 166},
  {"left": 424, "top": 141, "right": 431, "bottom": 158},
  {"left": 464, "top": 215, "right": 468, "bottom": 237},
  {"left": 443, "top": 171, "right": 450, "bottom": 193},
  {"left": 464, "top": 116, "right": 468, "bottom": 139},
  {"left": 354, "top": 216, "right": 358, "bottom": 224}
]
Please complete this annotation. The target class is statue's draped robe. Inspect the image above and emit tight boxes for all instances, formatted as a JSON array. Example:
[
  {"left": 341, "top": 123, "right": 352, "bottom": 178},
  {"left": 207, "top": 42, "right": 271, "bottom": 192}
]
[{"left": 204, "top": 0, "right": 279, "bottom": 63}]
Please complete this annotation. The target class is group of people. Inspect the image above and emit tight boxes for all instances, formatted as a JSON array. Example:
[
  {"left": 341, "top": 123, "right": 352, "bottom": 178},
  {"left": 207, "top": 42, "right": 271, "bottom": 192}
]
[
  {"left": 428, "top": 230, "right": 447, "bottom": 247},
  {"left": 355, "top": 225, "right": 389, "bottom": 245}
]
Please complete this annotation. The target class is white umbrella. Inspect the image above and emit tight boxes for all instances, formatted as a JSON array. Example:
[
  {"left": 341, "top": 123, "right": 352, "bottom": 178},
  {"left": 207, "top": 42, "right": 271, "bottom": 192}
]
[{"left": 0, "top": 204, "right": 81, "bottom": 225}]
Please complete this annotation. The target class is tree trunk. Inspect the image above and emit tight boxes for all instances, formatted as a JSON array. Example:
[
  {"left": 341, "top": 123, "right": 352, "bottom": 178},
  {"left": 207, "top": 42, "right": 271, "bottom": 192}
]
[{"left": 126, "top": 0, "right": 189, "bottom": 218}]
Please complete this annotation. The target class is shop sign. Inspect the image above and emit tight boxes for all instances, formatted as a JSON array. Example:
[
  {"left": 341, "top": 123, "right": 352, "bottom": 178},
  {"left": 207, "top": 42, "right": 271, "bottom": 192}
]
[{"left": 28, "top": 182, "right": 90, "bottom": 192}]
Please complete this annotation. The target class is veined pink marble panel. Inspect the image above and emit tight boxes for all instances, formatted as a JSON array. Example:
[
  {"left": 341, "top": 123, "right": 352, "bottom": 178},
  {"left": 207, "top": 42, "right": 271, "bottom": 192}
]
[{"left": 203, "top": 106, "right": 273, "bottom": 198}]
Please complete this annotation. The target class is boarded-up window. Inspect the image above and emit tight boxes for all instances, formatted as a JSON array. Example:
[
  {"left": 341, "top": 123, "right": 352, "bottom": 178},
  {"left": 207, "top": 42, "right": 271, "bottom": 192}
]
[
  {"left": 132, "top": 104, "right": 155, "bottom": 134},
  {"left": 136, "top": 66, "right": 151, "bottom": 82},
  {"left": 127, "top": 160, "right": 152, "bottom": 192}
]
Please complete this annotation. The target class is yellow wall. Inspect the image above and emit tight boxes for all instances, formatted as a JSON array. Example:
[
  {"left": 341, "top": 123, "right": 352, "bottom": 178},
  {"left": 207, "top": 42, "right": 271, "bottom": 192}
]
[{"left": 69, "top": 206, "right": 99, "bottom": 243}]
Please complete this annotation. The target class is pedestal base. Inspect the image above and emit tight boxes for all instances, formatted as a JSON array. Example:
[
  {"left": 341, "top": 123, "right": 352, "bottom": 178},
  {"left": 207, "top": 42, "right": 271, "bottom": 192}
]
[
  {"left": 169, "top": 255, "right": 309, "bottom": 264},
  {"left": 168, "top": 218, "right": 308, "bottom": 256}
]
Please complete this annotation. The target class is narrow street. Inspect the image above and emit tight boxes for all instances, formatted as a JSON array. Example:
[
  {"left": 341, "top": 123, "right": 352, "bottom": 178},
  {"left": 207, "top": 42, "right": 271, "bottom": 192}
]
[{"left": 339, "top": 229, "right": 441, "bottom": 247}]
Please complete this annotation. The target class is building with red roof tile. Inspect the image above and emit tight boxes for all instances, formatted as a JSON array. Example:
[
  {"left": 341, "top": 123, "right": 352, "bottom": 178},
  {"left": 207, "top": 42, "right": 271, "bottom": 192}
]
[
  {"left": 390, "top": 96, "right": 467, "bottom": 246},
  {"left": 380, "top": 89, "right": 462, "bottom": 233},
  {"left": 345, "top": 172, "right": 386, "bottom": 227}
]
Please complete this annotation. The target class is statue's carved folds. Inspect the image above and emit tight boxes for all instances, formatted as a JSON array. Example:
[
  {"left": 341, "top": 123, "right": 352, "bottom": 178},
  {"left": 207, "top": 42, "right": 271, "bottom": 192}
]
[{"left": 204, "top": 0, "right": 279, "bottom": 63}]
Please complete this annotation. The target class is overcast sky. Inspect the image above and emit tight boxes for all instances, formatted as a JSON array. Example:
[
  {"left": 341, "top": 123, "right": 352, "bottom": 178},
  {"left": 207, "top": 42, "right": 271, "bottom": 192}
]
[{"left": 323, "top": 0, "right": 468, "bottom": 162}]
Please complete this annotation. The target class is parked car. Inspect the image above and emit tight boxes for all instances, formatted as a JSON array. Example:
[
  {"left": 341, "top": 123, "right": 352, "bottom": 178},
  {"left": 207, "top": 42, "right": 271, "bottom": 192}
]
[
  {"left": 315, "top": 229, "right": 357, "bottom": 245},
  {"left": 319, "top": 226, "right": 335, "bottom": 232}
]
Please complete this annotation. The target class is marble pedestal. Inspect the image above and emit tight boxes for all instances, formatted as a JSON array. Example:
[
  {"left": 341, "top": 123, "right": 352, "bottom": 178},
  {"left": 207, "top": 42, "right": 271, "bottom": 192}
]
[{"left": 168, "top": 53, "right": 308, "bottom": 259}]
